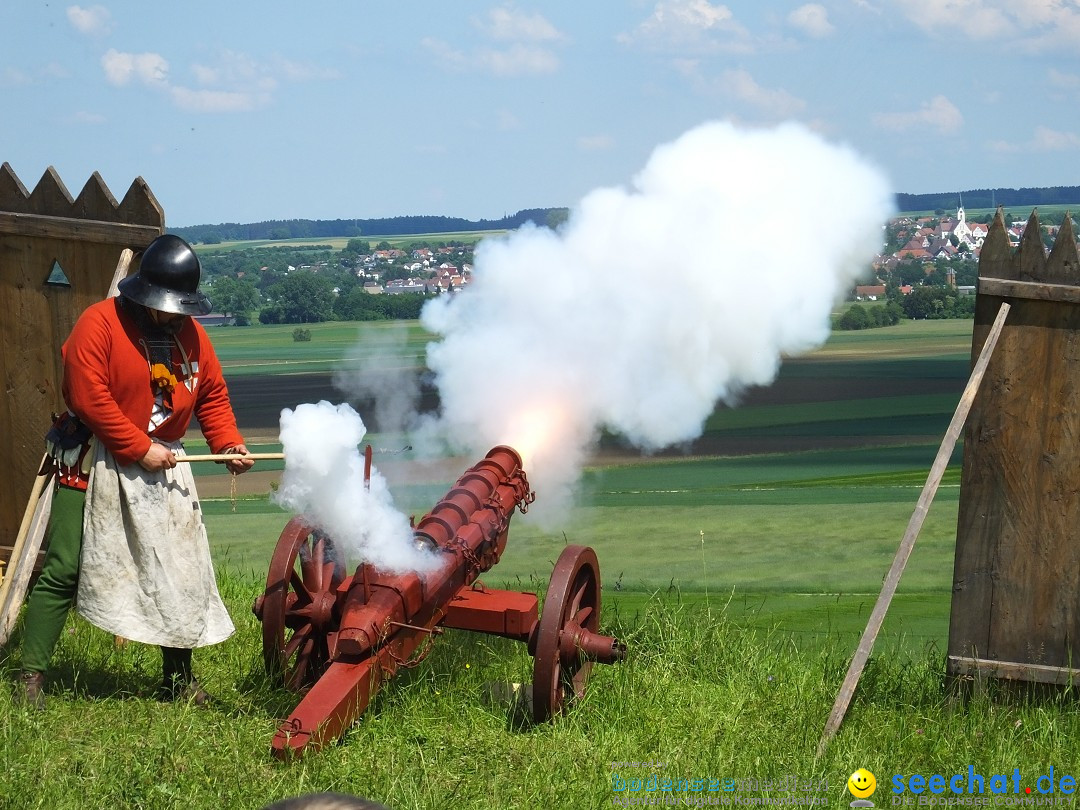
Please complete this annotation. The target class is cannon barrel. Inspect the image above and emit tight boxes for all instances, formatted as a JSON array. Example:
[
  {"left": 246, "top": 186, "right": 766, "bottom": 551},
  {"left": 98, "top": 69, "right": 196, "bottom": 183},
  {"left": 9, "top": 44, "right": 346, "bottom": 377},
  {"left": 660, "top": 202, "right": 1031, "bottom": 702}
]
[
  {"left": 333, "top": 445, "right": 533, "bottom": 658},
  {"left": 254, "top": 445, "right": 624, "bottom": 759}
]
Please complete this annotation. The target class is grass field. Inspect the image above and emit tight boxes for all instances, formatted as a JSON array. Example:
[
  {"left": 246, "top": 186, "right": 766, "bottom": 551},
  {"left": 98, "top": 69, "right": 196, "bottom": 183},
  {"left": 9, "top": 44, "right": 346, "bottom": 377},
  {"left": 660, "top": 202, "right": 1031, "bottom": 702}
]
[
  {"left": 188, "top": 316, "right": 977, "bottom": 651},
  {"left": 6, "top": 580, "right": 1079, "bottom": 810},
  {"left": 13, "top": 315, "right": 1075, "bottom": 810}
]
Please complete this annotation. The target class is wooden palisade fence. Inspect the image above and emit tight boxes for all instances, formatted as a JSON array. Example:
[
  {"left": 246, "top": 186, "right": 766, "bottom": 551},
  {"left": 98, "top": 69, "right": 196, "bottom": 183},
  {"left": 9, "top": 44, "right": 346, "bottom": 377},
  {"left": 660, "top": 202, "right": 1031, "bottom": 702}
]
[
  {"left": 0, "top": 163, "right": 164, "bottom": 568},
  {"left": 948, "top": 207, "right": 1080, "bottom": 685}
]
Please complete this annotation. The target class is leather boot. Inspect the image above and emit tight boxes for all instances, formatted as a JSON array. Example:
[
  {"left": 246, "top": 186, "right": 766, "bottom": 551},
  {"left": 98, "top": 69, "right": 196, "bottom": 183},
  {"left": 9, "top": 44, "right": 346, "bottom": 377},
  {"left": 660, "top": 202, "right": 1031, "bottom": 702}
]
[
  {"left": 15, "top": 671, "right": 45, "bottom": 710},
  {"left": 159, "top": 648, "right": 210, "bottom": 706}
]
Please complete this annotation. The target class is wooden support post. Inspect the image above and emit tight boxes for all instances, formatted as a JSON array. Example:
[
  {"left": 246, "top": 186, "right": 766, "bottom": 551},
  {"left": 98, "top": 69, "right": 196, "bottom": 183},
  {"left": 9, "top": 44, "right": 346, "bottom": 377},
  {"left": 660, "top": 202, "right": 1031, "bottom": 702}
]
[{"left": 816, "top": 301, "right": 1012, "bottom": 758}]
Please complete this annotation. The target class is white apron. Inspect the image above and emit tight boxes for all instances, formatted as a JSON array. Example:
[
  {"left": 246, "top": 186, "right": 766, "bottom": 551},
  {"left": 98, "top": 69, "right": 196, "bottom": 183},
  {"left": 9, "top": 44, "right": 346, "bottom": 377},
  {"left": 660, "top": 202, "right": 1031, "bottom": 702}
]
[{"left": 76, "top": 441, "right": 235, "bottom": 648}]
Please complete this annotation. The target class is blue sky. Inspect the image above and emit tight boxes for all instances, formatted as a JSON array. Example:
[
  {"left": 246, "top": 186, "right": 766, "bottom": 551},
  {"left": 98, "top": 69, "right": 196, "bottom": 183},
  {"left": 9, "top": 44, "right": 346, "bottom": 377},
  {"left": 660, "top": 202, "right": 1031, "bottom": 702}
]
[{"left": 3, "top": 1, "right": 1079, "bottom": 227}]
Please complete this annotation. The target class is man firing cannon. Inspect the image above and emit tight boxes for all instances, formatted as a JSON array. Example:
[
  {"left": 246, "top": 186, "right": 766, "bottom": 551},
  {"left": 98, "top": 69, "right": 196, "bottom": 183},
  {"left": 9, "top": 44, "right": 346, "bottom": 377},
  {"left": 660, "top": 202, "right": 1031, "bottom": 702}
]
[{"left": 15, "top": 234, "right": 256, "bottom": 708}]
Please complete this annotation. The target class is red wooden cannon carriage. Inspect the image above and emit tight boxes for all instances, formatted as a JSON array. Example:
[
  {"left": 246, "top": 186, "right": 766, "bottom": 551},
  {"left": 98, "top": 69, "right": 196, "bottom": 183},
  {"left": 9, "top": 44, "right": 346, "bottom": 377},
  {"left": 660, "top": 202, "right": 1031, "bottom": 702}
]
[{"left": 252, "top": 445, "right": 626, "bottom": 759}]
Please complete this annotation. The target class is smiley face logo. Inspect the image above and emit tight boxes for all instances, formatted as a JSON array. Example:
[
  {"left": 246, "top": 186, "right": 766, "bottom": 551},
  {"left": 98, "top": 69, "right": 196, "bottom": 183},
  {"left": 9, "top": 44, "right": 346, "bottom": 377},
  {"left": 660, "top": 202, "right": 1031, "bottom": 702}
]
[{"left": 847, "top": 769, "right": 877, "bottom": 799}]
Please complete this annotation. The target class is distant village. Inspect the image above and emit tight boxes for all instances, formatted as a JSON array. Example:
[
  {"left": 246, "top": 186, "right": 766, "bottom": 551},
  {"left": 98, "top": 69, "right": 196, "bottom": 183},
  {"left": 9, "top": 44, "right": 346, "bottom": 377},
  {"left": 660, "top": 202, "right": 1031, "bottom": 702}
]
[
  {"left": 348, "top": 245, "right": 473, "bottom": 296},
  {"left": 855, "top": 206, "right": 1067, "bottom": 301}
]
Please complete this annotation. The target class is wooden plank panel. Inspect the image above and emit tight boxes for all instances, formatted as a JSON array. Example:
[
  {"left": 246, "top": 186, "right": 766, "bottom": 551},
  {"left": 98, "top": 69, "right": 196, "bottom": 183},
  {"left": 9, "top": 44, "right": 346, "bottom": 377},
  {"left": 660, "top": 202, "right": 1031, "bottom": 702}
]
[
  {"left": 0, "top": 163, "right": 31, "bottom": 214},
  {"left": 27, "top": 167, "right": 73, "bottom": 214},
  {"left": 0, "top": 211, "right": 161, "bottom": 246},
  {"left": 117, "top": 177, "right": 164, "bottom": 228},
  {"left": 986, "top": 298, "right": 1080, "bottom": 667},
  {"left": 72, "top": 172, "right": 120, "bottom": 223},
  {"left": 0, "top": 239, "right": 138, "bottom": 546},
  {"left": 948, "top": 209, "right": 1015, "bottom": 662},
  {"left": 1044, "top": 214, "right": 1078, "bottom": 286},
  {"left": 0, "top": 163, "right": 163, "bottom": 547},
  {"left": 949, "top": 209, "right": 1080, "bottom": 672}
]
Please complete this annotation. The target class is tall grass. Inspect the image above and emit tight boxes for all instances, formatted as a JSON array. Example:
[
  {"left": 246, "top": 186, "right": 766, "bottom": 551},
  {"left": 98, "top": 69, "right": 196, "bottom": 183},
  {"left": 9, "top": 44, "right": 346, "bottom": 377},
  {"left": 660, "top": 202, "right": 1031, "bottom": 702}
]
[{"left": 4, "top": 575, "right": 1079, "bottom": 810}]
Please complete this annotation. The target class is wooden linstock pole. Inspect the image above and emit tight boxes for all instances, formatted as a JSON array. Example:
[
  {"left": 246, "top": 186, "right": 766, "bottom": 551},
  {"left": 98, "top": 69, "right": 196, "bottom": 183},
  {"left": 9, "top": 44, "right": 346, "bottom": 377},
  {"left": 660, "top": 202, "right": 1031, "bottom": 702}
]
[
  {"left": 176, "top": 452, "right": 285, "bottom": 463},
  {"left": 815, "top": 301, "right": 1011, "bottom": 758}
]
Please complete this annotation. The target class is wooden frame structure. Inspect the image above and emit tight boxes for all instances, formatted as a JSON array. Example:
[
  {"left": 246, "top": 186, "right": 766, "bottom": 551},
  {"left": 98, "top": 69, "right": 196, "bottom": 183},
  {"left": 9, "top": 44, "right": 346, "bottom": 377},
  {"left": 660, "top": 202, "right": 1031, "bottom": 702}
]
[
  {"left": 0, "top": 163, "right": 163, "bottom": 557},
  {"left": 948, "top": 208, "right": 1080, "bottom": 685}
]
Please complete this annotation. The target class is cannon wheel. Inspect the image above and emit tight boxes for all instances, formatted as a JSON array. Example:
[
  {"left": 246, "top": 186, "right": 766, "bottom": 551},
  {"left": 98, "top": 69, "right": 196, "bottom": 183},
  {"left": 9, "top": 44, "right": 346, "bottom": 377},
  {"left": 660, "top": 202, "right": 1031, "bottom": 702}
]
[
  {"left": 532, "top": 544, "right": 602, "bottom": 722},
  {"left": 260, "top": 517, "right": 345, "bottom": 691}
]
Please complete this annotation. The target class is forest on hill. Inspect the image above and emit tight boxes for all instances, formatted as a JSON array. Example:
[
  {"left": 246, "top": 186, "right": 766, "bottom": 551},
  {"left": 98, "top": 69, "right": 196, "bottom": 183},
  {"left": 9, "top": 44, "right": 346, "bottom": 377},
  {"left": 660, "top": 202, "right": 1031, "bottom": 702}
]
[
  {"left": 168, "top": 187, "right": 1080, "bottom": 244},
  {"left": 171, "top": 208, "right": 568, "bottom": 244},
  {"left": 895, "top": 185, "right": 1080, "bottom": 212}
]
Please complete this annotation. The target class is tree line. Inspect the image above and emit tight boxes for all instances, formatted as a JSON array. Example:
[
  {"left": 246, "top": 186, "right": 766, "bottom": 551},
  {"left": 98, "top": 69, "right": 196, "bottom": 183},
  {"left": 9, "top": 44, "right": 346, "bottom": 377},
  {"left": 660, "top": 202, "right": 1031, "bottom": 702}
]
[
  {"left": 895, "top": 186, "right": 1080, "bottom": 213},
  {"left": 836, "top": 284, "right": 976, "bottom": 331},
  {"left": 171, "top": 208, "right": 569, "bottom": 244}
]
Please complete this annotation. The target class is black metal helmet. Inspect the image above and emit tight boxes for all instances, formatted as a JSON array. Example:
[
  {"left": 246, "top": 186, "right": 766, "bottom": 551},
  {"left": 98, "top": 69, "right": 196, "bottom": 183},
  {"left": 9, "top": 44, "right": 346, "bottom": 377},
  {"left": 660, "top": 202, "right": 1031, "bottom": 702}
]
[{"left": 118, "top": 234, "right": 212, "bottom": 316}]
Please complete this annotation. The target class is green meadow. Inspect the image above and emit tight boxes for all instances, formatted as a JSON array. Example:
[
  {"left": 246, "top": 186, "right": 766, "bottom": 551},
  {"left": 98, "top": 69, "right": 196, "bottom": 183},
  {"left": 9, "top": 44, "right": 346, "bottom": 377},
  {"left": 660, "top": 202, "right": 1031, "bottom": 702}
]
[
  {"left": 190, "top": 316, "right": 976, "bottom": 651},
  {"left": 10, "top": 315, "right": 1080, "bottom": 810}
]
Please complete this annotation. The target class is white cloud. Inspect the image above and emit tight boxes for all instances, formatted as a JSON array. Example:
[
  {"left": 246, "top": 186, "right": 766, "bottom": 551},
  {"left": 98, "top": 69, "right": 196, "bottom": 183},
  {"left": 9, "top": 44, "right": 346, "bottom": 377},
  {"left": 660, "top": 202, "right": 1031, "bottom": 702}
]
[
  {"left": 478, "top": 6, "right": 564, "bottom": 42},
  {"left": 720, "top": 68, "right": 806, "bottom": 118},
  {"left": 1031, "top": 126, "right": 1080, "bottom": 151},
  {"left": 619, "top": 0, "right": 751, "bottom": 52},
  {"left": 893, "top": 0, "right": 1011, "bottom": 38},
  {"left": 101, "top": 49, "right": 169, "bottom": 87},
  {"left": 67, "top": 5, "right": 112, "bottom": 36},
  {"left": 872, "top": 95, "right": 963, "bottom": 134},
  {"left": 423, "top": 38, "right": 560, "bottom": 77},
  {"left": 578, "top": 134, "right": 616, "bottom": 151},
  {"left": 99, "top": 47, "right": 333, "bottom": 114},
  {"left": 988, "top": 126, "right": 1080, "bottom": 154},
  {"left": 672, "top": 62, "right": 806, "bottom": 119},
  {"left": 788, "top": 4, "right": 835, "bottom": 38},
  {"left": 1048, "top": 68, "right": 1080, "bottom": 91},
  {"left": 190, "top": 50, "right": 278, "bottom": 93},
  {"left": 169, "top": 86, "right": 268, "bottom": 114},
  {"left": 476, "top": 44, "right": 560, "bottom": 76},
  {"left": 428, "top": 7, "right": 565, "bottom": 77},
  {"left": 892, "top": 0, "right": 1080, "bottom": 50},
  {"left": 272, "top": 56, "right": 342, "bottom": 83}
]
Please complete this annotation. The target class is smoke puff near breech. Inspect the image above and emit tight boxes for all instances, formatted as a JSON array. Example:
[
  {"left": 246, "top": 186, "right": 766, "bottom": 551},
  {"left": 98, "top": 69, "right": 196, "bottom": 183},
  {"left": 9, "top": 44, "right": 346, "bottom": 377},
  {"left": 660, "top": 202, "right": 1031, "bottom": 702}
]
[
  {"left": 273, "top": 401, "right": 438, "bottom": 574},
  {"left": 417, "top": 120, "right": 895, "bottom": 522}
]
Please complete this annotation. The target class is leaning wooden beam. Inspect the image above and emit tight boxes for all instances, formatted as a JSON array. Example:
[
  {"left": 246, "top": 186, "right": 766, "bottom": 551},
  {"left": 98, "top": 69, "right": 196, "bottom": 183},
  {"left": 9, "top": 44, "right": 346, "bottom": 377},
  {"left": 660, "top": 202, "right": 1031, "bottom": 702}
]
[
  {"left": 0, "top": 458, "right": 53, "bottom": 645},
  {"left": 815, "top": 301, "right": 1012, "bottom": 758}
]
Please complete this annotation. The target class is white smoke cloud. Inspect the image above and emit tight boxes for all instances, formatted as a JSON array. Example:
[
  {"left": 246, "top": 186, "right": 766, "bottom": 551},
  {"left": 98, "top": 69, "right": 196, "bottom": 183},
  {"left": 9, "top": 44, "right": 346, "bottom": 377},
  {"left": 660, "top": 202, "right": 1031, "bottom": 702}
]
[
  {"left": 418, "top": 120, "right": 894, "bottom": 521},
  {"left": 273, "top": 401, "right": 438, "bottom": 574},
  {"left": 332, "top": 322, "right": 422, "bottom": 438}
]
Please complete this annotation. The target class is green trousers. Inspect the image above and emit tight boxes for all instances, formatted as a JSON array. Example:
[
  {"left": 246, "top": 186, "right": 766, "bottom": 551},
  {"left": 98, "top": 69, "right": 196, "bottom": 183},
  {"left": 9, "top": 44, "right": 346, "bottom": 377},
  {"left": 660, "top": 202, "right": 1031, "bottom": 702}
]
[{"left": 20, "top": 484, "right": 193, "bottom": 683}]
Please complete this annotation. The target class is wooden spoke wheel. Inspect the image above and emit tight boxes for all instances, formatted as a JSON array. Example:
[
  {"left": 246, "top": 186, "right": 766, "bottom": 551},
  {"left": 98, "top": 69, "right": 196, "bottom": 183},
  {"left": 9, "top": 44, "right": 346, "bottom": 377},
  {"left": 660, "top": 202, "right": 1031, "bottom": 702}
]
[
  {"left": 532, "top": 545, "right": 602, "bottom": 722},
  {"left": 258, "top": 517, "right": 345, "bottom": 691}
]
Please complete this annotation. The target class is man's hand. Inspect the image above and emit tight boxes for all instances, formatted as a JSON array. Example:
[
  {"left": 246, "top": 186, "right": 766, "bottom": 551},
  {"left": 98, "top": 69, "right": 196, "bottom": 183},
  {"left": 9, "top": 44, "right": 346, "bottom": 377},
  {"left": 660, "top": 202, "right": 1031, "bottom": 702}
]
[
  {"left": 139, "top": 442, "right": 177, "bottom": 472},
  {"left": 221, "top": 444, "right": 255, "bottom": 475}
]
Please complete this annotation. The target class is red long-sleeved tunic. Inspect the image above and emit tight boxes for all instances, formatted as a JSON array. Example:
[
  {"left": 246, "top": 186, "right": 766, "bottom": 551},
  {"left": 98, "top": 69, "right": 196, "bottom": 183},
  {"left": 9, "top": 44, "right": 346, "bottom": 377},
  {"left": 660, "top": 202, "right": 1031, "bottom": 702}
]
[{"left": 62, "top": 298, "right": 244, "bottom": 466}]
